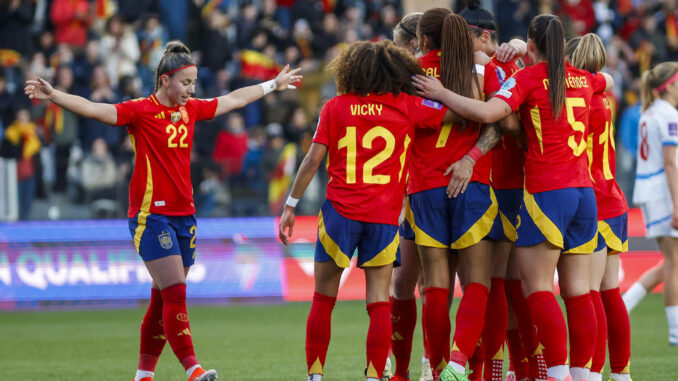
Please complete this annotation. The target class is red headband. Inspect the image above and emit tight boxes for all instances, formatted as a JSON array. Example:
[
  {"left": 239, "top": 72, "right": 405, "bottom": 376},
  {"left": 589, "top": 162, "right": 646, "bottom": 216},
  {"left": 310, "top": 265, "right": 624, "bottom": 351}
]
[
  {"left": 657, "top": 71, "right": 678, "bottom": 93},
  {"left": 164, "top": 64, "right": 196, "bottom": 76},
  {"left": 468, "top": 24, "right": 496, "bottom": 36}
]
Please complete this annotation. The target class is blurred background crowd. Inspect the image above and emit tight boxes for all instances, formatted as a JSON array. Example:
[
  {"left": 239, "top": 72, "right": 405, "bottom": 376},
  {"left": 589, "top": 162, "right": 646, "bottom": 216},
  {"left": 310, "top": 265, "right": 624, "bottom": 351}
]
[{"left": 0, "top": 0, "right": 674, "bottom": 220}]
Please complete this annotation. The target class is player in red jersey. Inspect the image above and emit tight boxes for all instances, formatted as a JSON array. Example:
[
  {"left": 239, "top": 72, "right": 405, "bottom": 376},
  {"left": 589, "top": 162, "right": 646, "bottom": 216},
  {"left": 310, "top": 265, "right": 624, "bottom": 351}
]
[
  {"left": 413, "top": 15, "right": 614, "bottom": 381},
  {"left": 567, "top": 34, "right": 631, "bottom": 381},
  {"left": 25, "top": 41, "right": 301, "bottom": 381},
  {"left": 278, "top": 40, "right": 459, "bottom": 381}
]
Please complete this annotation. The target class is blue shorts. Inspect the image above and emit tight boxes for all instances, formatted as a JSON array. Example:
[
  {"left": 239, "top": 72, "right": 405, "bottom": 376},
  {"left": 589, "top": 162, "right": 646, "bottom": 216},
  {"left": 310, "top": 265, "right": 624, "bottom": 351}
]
[
  {"left": 596, "top": 212, "right": 629, "bottom": 254},
  {"left": 516, "top": 187, "right": 597, "bottom": 254},
  {"left": 399, "top": 197, "right": 415, "bottom": 240},
  {"left": 315, "top": 200, "right": 400, "bottom": 268},
  {"left": 409, "top": 182, "right": 498, "bottom": 250},
  {"left": 128, "top": 212, "right": 197, "bottom": 267},
  {"left": 488, "top": 188, "right": 522, "bottom": 242}
]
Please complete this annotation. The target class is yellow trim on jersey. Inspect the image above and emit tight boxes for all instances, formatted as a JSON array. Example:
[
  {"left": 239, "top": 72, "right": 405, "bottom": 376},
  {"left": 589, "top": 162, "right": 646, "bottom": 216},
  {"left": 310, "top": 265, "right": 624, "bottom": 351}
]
[
  {"left": 318, "top": 210, "right": 351, "bottom": 268},
  {"left": 523, "top": 189, "right": 564, "bottom": 248},
  {"left": 450, "top": 186, "right": 499, "bottom": 250},
  {"left": 149, "top": 94, "right": 159, "bottom": 105},
  {"left": 598, "top": 220, "right": 628, "bottom": 254},
  {"left": 563, "top": 233, "right": 597, "bottom": 254},
  {"left": 530, "top": 105, "right": 544, "bottom": 153},
  {"left": 133, "top": 156, "right": 154, "bottom": 253},
  {"left": 499, "top": 211, "right": 517, "bottom": 242},
  {"left": 362, "top": 233, "right": 399, "bottom": 267}
]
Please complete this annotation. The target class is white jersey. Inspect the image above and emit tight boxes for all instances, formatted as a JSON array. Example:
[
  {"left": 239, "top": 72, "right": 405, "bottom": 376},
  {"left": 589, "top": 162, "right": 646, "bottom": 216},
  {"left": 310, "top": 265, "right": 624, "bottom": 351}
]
[{"left": 633, "top": 99, "right": 678, "bottom": 204}]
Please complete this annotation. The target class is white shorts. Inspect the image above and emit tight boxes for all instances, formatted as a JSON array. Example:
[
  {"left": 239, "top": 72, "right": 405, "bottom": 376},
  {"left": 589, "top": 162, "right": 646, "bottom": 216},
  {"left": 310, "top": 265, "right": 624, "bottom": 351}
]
[{"left": 641, "top": 198, "right": 678, "bottom": 239}]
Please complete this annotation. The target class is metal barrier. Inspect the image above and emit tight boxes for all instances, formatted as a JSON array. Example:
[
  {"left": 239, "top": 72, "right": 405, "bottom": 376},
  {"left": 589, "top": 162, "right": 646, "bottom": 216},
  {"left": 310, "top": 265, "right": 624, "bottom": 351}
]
[{"left": 0, "top": 158, "right": 18, "bottom": 222}]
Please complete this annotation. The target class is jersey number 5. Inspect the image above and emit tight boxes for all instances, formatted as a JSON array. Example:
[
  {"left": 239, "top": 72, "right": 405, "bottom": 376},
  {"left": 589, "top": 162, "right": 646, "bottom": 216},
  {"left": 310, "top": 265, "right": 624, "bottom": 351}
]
[
  {"left": 338, "top": 126, "right": 410, "bottom": 184},
  {"left": 166, "top": 124, "right": 189, "bottom": 148},
  {"left": 566, "top": 97, "right": 587, "bottom": 156}
]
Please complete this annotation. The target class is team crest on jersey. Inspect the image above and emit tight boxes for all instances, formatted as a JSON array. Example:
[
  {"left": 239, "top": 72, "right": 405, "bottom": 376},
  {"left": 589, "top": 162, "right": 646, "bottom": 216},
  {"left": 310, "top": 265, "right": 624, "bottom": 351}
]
[
  {"left": 497, "top": 77, "right": 516, "bottom": 99},
  {"left": 158, "top": 232, "right": 173, "bottom": 249},
  {"left": 171, "top": 111, "right": 181, "bottom": 124},
  {"left": 179, "top": 106, "right": 189, "bottom": 123}
]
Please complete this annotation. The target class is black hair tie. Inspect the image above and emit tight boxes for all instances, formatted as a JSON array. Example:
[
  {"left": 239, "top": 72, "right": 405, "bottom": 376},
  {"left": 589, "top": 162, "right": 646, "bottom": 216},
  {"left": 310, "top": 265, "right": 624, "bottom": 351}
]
[{"left": 398, "top": 22, "right": 417, "bottom": 39}]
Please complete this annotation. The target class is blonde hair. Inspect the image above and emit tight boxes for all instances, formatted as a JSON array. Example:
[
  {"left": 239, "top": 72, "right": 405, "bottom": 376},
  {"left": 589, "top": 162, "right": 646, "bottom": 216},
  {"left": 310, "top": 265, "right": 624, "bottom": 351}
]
[
  {"left": 393, "top": 12, "right": 422, "bottom": 48},
  {"left": 641, "top": 62, "right": 678, "bottom": 111},
  {"left": 566, "top": 33, "right": 607, "bottom": 73}
]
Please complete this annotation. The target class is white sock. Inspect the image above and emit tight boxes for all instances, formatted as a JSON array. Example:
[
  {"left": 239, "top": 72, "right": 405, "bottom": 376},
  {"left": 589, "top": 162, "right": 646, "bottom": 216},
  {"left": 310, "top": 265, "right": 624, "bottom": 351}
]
[
  {"left": 422, "top": 356, "right": 430, "bottom": 365},
  {"left": 588, "top": 371, "right": 602, "bottom": 381},
  {"left": 186, "top": 364, "right": 201, "bottom": 377},
  {"left": 547, "top": 365, "right": 570, "bottom": 381},
  {"left": 367, "top": 378, "right": 379, "bottom": 381},
  {"left": 610, "top": 372, "right": 631, "bottom": 381},
  {"left": 134, "top": 370, "right": 154, "bottom": 381},
  {"left": 308, "top": 374, "right": 322, "bottom": 381},
  {"left": 570, "top": 366, "right": 589, "bottom": 380},
  {"left": 449, "top": 361, "right": 465, "bottom": 373},
  {"left": 667, "top": 305, "right": 678, "bottom": 341},
  {"left": 622, "top": 282, "right": 647, "bottom": 312}
]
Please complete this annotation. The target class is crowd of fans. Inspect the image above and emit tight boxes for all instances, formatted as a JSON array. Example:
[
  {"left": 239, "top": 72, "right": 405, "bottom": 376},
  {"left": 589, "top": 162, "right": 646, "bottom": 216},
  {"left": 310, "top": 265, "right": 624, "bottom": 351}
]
[{"left": 0, "top": 0, "right": 674, "bottom": 219}]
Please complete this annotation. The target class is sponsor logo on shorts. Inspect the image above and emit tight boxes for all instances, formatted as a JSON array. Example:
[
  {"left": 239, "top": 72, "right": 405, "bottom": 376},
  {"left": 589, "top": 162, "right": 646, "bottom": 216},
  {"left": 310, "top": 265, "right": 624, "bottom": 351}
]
[
  {"left": 158, "top": 232, "right": 173, "bottom": 249},
  {"left": 422, "top": 98, "right": 443, "bottom": 109}
]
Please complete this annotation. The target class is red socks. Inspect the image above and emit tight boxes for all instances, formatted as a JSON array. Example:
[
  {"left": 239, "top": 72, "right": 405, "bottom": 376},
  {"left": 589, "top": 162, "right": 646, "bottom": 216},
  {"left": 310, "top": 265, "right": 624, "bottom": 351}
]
[
  {"left": 366, "top": 302, "right": 392, "bottom": 379},
  {"left": 483, "top": 278, "right": 508, "bottom": 381},
  {"left": 138, "top": 288, "right": 166, "bottom": 371},
  {"left": 306, "top": 292, "right": 336, "bottom": 375},
  {"left": 468, "top": 343, "right": 484, "bottom": 381},
  {"left": 506, "top": 328, "right": 530, "bottom": 380},
  {"left": 161, "top": 283, "right": 198, "bottom": 371},
  {"left": 590, "top": 290, "right": 607, "bottom": 374},
  {"left": 526, "top": 291, "right": 568, "bottom": 368},
  {"left": 391, "top": 297, "right": 417, "bottom": 378},
  {"left": 601, "top": 287, "right": 631, "bottom": 374},
  {"left": 424, "top": 287, "right": 451, "bottom": 373},
  {"left": 563, "top": 293, "right": 596, "bottom": 370},
  {"left": 422, "top": 301, "right": 430, "bottom": 359},
  {"left": 506, "top": 280, "right": 547, "bottom": 379},
  {"left": 451, "top": 283, "right": 490, "bottom": 367}
]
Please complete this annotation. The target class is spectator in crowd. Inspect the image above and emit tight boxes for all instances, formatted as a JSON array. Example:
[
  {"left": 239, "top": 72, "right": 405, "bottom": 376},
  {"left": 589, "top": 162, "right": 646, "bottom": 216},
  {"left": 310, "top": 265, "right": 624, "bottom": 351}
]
[
  {"left": 81, "top": 138, "right": 117, "bottom": 218},
  {"left": 213, "top": 113, "right": 249, "bottom": 179},
  {"left": 50, "top": 0, "right": 89, "bottom": 47},
  {"left": 72, "top": 40, "right": 102, "bottom": 97},
  {"left": 81, "top": 66, "right": 119, "bottom": 153},
  {"left": 558, "top": 0, "right": 596, "bottom": 35},
  {"left": 138, "top": 14, "right": 167, "bottom": 95},
  {"left": 99, "top": 15, "right": 140, "bottom": 88},
  {"left": 631, "top": 11, "right": 668, "bottom": 73},
  {"left": 0, "top": 0, "right": 35, "bottom": 58}
]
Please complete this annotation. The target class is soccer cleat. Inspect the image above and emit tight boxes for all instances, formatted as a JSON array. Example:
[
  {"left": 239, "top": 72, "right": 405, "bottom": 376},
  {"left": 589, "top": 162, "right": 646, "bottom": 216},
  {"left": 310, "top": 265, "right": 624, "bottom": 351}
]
[
  {"left": 669, "top": 332, "right": 678, "bottom": 346},
  {"left": 188, "top": 367, "right": 218, "bottom": 381},
  {"left": 390, "top": 375, "right": 411, "bottom": 381},
  {"left": 134, "top": 378, "right": 152, "bottom": 381},
  {"left": 383, "top": 357, "right": 393, "bottom": 381},
  {"left": 420, "top": 358, "right": 434, "bottom": 381},
  {"left": 439, "top": 365, "right": 471, "bottom": 381}
]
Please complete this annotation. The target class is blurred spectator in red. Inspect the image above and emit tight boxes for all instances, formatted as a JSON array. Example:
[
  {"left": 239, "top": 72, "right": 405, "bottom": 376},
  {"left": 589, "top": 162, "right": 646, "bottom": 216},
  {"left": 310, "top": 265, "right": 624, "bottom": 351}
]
[
  {"left": 213, "top": 113, "right": 249, "bottom": 177},
  {"left": 50, "top": 0, "right": 90, "bottom": 47},
  {"left": 0, "top": 0, "right": 35, "bottom": 57},
  {"left": 559, "top": 0, "right": 596, "bottom": 35}
]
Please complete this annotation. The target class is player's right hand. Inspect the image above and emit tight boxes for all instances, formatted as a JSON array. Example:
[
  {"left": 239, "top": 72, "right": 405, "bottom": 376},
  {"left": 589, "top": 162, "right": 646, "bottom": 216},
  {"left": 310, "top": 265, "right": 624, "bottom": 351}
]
[
  {"left": 279, "top": 206, "right": 296, "bottom": 245},
  {"left": 24, "top": 77, "right": 54, "bottom": 101},
  {"left": 444, "top": 157, "right": 474, "bottom": 198}
]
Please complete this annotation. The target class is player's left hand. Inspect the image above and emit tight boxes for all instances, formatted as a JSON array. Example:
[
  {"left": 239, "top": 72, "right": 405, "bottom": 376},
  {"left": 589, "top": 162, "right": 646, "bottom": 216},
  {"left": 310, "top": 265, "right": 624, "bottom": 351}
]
[
  {"left": 274, "top": 64, "right": 303, "bottom": 91},
  {"left": 444, "top": 157, "right": 474, "bottom": 198},
  {"left": 495, "top": 42, "right": 519, "bottom": 63},
  {"left": 279, "top": 206, "right": 296, "bottom": 245},
  {"left": 412, "top": 74, "right": 445, "bottom": 101}
]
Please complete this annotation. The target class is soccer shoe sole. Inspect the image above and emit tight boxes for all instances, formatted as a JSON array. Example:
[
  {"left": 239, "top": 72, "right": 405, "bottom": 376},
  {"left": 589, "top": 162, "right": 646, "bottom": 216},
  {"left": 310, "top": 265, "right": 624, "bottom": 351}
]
[{"left": 190, "top": 369, "right": 218, "bottom": 381}]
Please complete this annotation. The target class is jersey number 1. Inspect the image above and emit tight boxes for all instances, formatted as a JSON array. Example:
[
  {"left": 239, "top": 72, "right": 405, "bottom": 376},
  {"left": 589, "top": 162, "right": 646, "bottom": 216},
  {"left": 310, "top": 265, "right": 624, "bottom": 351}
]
[{"left": 338, "top": 126, "right": 410, "bottom": 184}]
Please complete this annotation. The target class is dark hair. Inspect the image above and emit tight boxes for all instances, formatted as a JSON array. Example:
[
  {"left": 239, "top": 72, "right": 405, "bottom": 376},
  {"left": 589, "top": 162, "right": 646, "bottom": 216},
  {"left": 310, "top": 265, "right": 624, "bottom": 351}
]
[
  {"left": 419, "top": 8, "right": 480, "bottom": 99},
  {"left": 528, "top": 14, "right": 566, "bottom": 117},
  {"left": 154, "top": 41, "right": 195, "bottom": 92},
  {"left": 328, "top": 40, "right": 423, "bottom": 96},
  {"left": 459, "top": 0, "right": 497, "bottom": 40}
]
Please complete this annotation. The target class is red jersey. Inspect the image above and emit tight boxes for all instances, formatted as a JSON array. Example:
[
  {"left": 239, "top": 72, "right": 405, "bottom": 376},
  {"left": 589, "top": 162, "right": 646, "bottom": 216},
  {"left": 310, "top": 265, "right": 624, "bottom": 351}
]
[
  {"left": 408, "top": 49, "right": 489, "bottom": 195},
  {"left": 312, "top": 93, "right": 445, "bottom": 225},
  {"left": 485, "top": 57, "right": 525, "bottom": 190},
  {"left": 494, "top": 62, "right": 607, "bottom": 193},
  {"left": 588, "top": 92, "right": 628, "bottom": 219},
  {"left": 115, "top": 94, "right": 218, "bottom": 217}
]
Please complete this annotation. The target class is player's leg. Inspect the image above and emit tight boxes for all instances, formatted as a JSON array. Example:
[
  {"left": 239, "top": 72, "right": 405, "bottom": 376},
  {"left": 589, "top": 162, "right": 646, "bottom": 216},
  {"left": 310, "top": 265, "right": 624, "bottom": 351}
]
[
  {"left": 482, "top": 240, "right": 510, "bottom": 381},
  {"left": 656, "top": 236, "right": 678, "bottom": 345},
  {"left": 505, "top": 301, "right": 529, "bottom": 381},
  {"left": 588, "top": 245, "right": 607, "bottom": 381},
  {"left": 135, "top": 279, "right": 166, "bottom": 381},
  {"left": 623, "top": 261, "right": 664, "bottom": 311},
  {"left": 366, "top": 264, "right": 396, "bottom": 381},
  {"left": 601, "top": 254, "right": 631, "bottom": 381}
]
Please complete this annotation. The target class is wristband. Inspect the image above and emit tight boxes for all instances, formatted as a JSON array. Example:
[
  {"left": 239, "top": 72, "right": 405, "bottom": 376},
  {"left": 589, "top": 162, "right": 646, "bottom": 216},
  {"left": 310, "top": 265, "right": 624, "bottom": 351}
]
[
  {"left": 466, "top": 146, "right": 483, "bottom": 163},
  {"left": 286, "top": 195, "right": 299, "bottom": 208},
  {"left": 260, "top": 80, "right": 276, "bottom": 96}
]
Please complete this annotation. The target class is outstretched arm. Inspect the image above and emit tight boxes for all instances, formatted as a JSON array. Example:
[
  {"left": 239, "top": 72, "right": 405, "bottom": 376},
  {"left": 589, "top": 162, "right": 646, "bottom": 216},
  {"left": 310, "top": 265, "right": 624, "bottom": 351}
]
[
  {"left": 278, "top": 142, "right": 328, "bottom": 244},
  {"left": 25, "top": 77, "right": 118, "bottom": 125},
  {"left": 413, "top": 74, "right": 512, "bottom": 124},
  {"left": 214, "top": 64, "right": 302, "bottom": 117}
]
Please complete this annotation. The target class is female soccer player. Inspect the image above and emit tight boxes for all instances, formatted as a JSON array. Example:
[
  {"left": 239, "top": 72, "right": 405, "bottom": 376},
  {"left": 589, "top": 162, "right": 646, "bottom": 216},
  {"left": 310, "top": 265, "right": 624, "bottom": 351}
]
[
  {"left": 413, "top": 14, "right": 613, "bottom": 381},
  {"left": 25, "top": 41, "right": 301, "bottom": 381},
  {"left": 633, "top": 61, "right": 678, "bottom": 348},
  {"left": 567, "top": 33, "right": 632, "bottom": 381},
  {"left": 278, "top": 39, "right": 459, "bottom": 381}
]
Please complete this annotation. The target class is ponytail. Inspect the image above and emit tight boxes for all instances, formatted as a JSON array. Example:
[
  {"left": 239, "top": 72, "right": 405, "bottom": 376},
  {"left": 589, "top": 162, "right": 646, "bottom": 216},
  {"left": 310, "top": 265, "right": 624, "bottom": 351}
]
[
  {"left": 529, "top": 15, "right": 566, "bottom": 116},
  {"left": 640, "top": 62, "right": 678, "bottom": 111},
  {"left": 567, "top": 33, "right": 606, "bottom": 74},
  {"left": 440, "top": 13, "right": 480, "bottom": 99},
  {"left": 640, "top": 70, "right": 655, "bottom": 112},
  {"left": 154, "top": 40, "right": 195, "bottom": 92}
]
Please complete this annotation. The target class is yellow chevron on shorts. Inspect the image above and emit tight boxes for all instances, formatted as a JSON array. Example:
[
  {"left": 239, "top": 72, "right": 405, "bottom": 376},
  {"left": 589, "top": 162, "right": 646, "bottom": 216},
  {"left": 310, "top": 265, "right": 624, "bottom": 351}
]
[
  {"left": 523, "top": 189, "right": 564, "bottom": 248},
  {"left": 318, "top": 210, "right": 351, "bottom": 268},
  {"left": 500, "top": 211, "right": 517, "bottom": 242},
  {"left": 362, "top": 232, "right": 399, "bottom": 267},
  {"left": 451, "top": 186, "right": 499, "bottom": 250},
  {"left": 598, "top": 220, "right": 628, "bottom": 254},
  {"left": 563, "top": 233, "right": 597, "bottom": 254},
  {"left": 412, "top": 204, "right": 448, "bottom": 248}
]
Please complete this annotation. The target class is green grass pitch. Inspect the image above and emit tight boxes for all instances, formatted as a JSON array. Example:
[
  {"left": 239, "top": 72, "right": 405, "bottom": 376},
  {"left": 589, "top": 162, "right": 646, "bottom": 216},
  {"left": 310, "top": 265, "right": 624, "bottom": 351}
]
[{"left": 1, "top": 294, "right": 676, "bottom": 380}]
